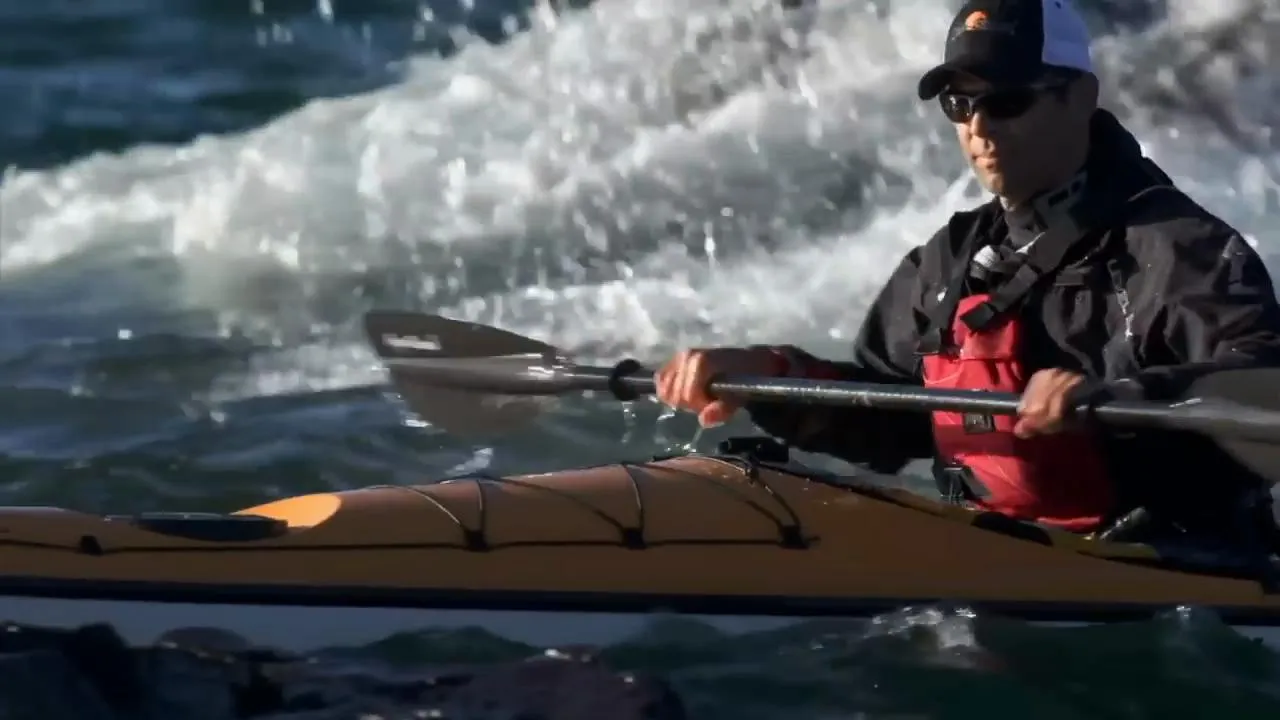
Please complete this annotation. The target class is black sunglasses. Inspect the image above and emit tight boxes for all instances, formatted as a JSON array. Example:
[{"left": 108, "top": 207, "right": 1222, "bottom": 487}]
[{"left": 939, "top": 83, "right": 1066, "bottom": 123}]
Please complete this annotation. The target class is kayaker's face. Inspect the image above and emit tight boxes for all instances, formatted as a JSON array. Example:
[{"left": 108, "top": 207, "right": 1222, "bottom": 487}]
[{"left": 940, "top": 72, "right": 1093, "bottom": 205}]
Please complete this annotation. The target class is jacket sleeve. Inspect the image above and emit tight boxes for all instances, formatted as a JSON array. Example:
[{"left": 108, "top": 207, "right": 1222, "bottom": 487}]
[
  {"left": 1120, "top": 200, "right": 1280, "bottom": 400},
  {"left": 743, "top": 240, "right": 939, "bottom": 471}
]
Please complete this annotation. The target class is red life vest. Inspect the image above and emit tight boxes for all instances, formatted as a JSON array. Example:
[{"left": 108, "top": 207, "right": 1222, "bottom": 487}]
[
  {"left": 921, "top": 293, "right": 1114, "bottom": 532},
  {"left": 773, "top": 196, "right": 1135, "bottom": 531}
]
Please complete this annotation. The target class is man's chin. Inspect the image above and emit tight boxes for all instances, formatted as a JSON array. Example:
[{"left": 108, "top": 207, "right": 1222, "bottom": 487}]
[{"left": 975, "top": 171, "right": 1004, "bottom": 197}]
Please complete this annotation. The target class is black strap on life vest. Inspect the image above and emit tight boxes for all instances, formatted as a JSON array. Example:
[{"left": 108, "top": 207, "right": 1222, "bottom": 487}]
[
  {"left": 916, "top": 196, "right": 1119, "bottom": 356},
  {"left": 963, "top": 185, "right": 1185, "bottom": 331},
  {"left": 915, "top": 208, "right": 995, "bottom": 355},
  {"left": 958, "top": 210, "right": 1092, "bottom": 331}
]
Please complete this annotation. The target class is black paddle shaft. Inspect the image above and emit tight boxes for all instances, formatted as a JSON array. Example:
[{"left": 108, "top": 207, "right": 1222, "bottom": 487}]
[
  {"left": 377, "top": 350, "right": 1280, "bottom": 445},
  {"left": 364, "top": 310, "right": 1280, "bottom": 448},
  {"left": 555, "top": 360, "right": 1278, "bottom": 442},
  {"left": 364, "top": 310, "right": 1280, "bottom": 484}
]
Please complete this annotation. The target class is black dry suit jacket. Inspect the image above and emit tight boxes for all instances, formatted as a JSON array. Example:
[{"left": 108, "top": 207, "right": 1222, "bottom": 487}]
[{"left": 748, "top": 109, "right": 1280, "bottom": 532}]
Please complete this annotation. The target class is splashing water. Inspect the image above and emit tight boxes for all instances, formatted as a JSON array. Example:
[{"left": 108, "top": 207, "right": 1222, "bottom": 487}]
[{"left": 0, "top": 0, "right": 1277, "bottom": 422}]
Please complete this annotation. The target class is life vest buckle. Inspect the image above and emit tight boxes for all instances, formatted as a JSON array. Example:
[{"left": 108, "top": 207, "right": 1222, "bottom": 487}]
[{"left": 932, "top": 461, "right": 990, "bottom": 505}]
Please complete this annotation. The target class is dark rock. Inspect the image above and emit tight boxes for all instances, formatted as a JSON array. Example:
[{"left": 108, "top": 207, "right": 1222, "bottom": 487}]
[
  {"left": 430, "top": 653, "right": 688, "bottom": 720},
  {"left": 0, "top": 622, "right": 143, "bottom": 716},
  {"left": 63, "top": 623, "right": 145, "bottom": 710},
  {"left": 135, "top": 646, "right": 240, "bottom": 720},
  {"left": 0, "top": 648, "right": 116, "bottom": 720},
  {"left": 0, "top": 622, "right": 687, "bottom": 720},
  {"left": 262, "top": 653, "right": 686, "bottom": 720}
]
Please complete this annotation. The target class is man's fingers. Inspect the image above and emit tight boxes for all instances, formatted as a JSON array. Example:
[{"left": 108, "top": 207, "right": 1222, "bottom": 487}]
[
  {"left": 678, "top": 351, "right": 709, "bottom": 409},
  {"left": 1012, "top": 418, "right": 1034, "bottom": 439},
  {"left": 1017, "top": 371, "right": 1047, "bottom": 415},
  {"left": 1044, "top": 380, "right": 1067, "bottom": 429},
  {"left": 655, "top": 352, "right": 685, "bottom": 409},
  {"left": 1046, "top": 374, "right": 1085, "bottom": 429},
  {"left": 656, "top": 346, "right": 783, "bottom": 423},
  {"left": 699, "top": 400, "right": 736, "bottom": 428},
  {"left": 1016, "top": 370, "right": 1086, "bottom": 438},
  {"left": 1015, "top": 371, "right": 1050, "bottom": 437},
  {"left": 655, "top": 363, "right": 674, "bottom": 407}
]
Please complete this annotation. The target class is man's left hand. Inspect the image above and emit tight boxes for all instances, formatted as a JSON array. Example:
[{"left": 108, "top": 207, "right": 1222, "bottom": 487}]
[{"left": 1014, "top": 368, "right": 1086, "bottom": 439}]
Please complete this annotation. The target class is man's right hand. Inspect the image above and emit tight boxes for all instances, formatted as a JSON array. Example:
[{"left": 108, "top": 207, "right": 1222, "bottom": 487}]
[{"left": 654, "top": 347, "right": 784, "bottom": 428}]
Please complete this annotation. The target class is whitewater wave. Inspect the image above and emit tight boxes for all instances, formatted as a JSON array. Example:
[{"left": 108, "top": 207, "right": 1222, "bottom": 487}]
[{"left": 1, "top": 0, "right": 1277, "bottom": 403}]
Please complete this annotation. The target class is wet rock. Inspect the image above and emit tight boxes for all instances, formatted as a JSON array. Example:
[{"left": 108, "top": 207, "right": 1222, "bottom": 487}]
[
  {"left": 0, "top": 621, "right": 245, "bottom": 720},
  {"left": 135, "top": 646, "right": 242, "bottom": 720},
  {"left": 156, "top": 626, "right": 256, "bottom": 656},
  {"left": 0, "top": 647, "right": 115, "bottom": 720},
  {"left": 431, "top": 653, "right": 687, "bottom": 720},
  {"left": 0, "top": 622, "right": 686, "bottom": 720},
  {"left": 259, "top": 650, "right": 685, "bottom": 720}
]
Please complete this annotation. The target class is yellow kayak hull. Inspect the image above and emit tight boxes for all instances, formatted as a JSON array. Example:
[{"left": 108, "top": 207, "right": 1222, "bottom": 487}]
[{"left": 1, "top": 454, "right": 1277, "bottom": 650}]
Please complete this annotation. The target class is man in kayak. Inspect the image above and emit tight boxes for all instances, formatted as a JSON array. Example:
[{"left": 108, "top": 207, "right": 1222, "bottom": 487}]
[{"left": 655, "top": 0, "right": 1280, "bottom": 545}]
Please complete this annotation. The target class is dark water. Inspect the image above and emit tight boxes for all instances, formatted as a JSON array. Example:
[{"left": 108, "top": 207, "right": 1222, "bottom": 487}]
[{"left": 2, "top": 0, "right": 1280, "bottom": 717}]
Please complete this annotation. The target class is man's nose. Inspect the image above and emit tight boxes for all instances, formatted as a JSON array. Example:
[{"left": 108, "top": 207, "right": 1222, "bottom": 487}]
[{"left": 967, "top": 106, "right": 995, "bottom": 137}]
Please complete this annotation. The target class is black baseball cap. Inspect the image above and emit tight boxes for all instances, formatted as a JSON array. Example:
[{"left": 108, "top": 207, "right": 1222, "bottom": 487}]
[{"left": 916, "top": 0, "right": 1094, "bottom": 101}]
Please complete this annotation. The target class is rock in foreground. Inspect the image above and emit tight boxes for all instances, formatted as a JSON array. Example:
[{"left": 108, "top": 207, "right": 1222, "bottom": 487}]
[{"left": 0, "top": 622, "right": 685, "bottom": 720}]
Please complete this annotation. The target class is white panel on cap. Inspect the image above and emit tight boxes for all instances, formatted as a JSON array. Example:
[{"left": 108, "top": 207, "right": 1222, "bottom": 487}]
[{"left": 1039, "top": 0, "right": 1093, "bottom": 73}]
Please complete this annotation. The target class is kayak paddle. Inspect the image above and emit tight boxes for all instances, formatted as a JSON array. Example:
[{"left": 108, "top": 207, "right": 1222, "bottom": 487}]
[{"left": 362, "top": 310, "right": 1280, "bottom": 483}]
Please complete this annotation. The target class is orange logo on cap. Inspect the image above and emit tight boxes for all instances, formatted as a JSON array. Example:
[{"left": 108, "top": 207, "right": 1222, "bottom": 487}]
[{"left": 964, "top": 10, "right": 989, "bottom": 29}]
